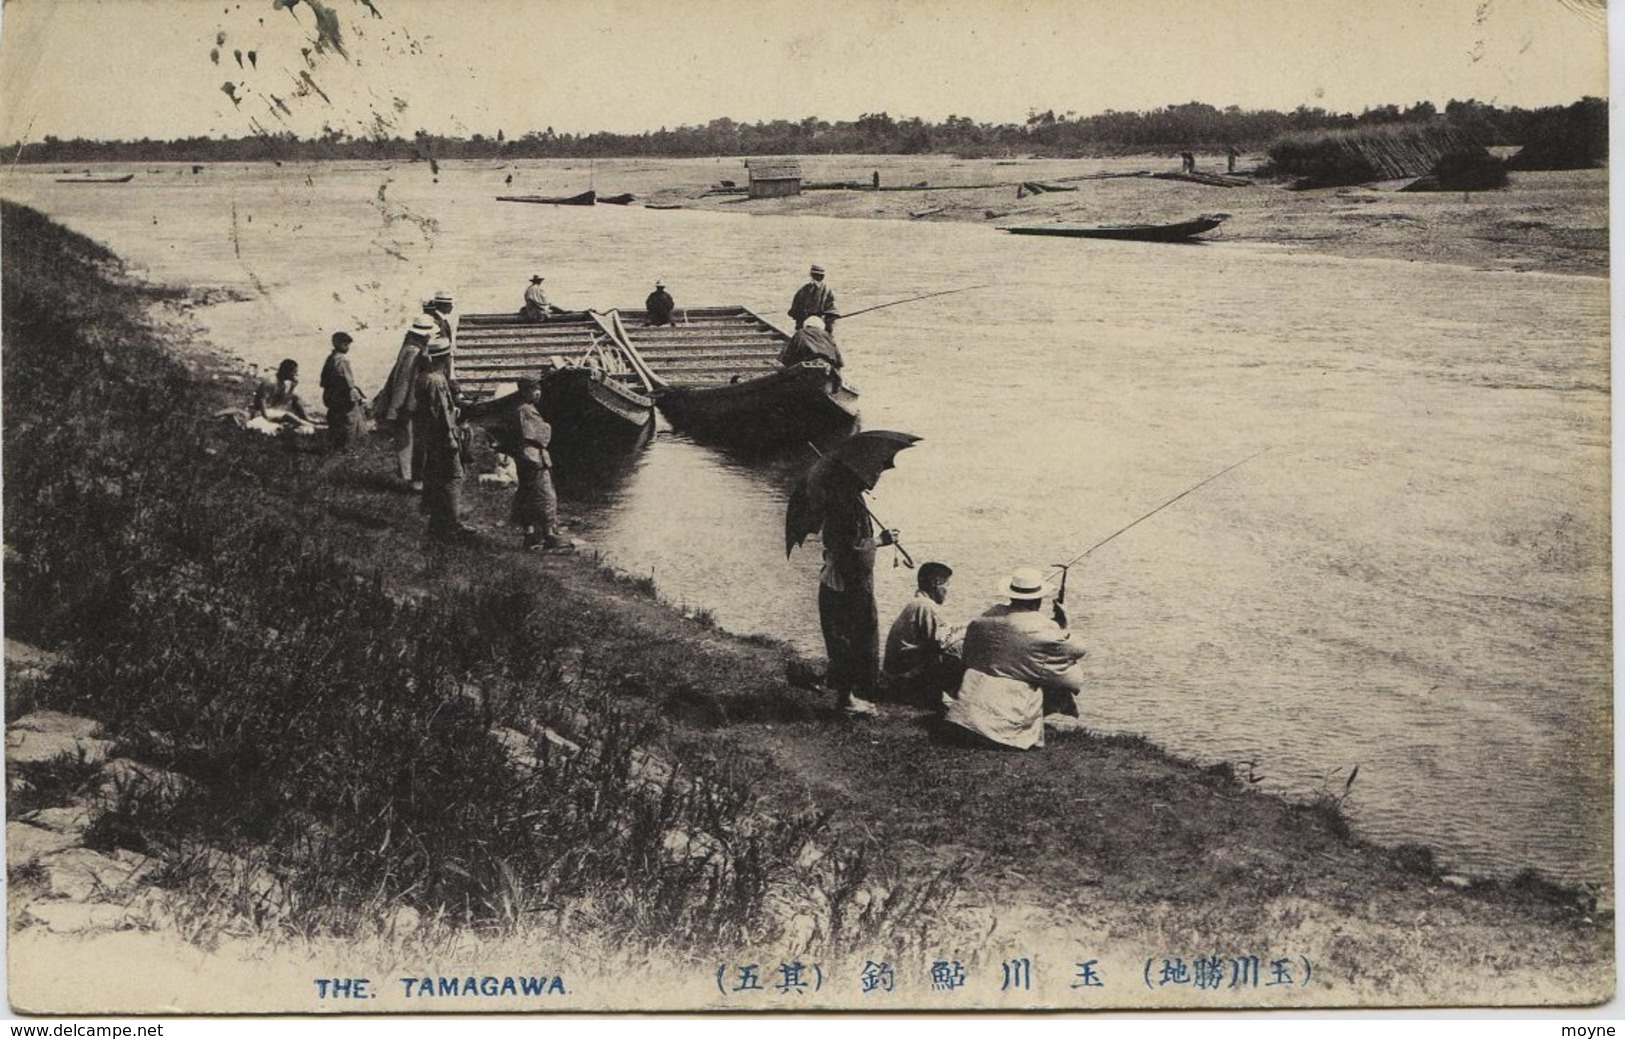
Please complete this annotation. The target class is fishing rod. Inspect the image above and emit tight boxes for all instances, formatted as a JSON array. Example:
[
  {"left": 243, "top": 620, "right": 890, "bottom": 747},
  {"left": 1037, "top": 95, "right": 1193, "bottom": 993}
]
[
  {"left": 1052, "top": 447, "right": 1270, "bottom": 575},
  {"left": 837, "top": 284, "right": 993, "bottom": 322},
  {"left": 806, "top": 442, "right": 916, "bottom": 568}
]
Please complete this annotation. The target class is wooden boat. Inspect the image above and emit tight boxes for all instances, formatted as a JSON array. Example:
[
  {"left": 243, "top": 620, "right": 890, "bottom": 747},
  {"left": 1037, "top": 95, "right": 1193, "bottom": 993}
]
[
  {"left": 495, "top": 189, "right": 596, "bottom": 206},
  {"left": 624, "top": 306, "right": 859, "bottom": 443},
  {"left": 998, "top": 214, "right": 1228, "bottom": 242},
  {"left": 456, "top": 310, "right": 656, "bottom": 457},
  {"left": 55, "top": 173, "right": 134, "bottom": 184},
  {"left": 596, "top": 192, "right": 637, "bottom": 205}
]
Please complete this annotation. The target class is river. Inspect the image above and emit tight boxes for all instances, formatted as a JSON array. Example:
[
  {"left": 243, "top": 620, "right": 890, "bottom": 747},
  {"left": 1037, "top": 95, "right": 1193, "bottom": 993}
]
[{"left": 3, "top": 158, "right": 1610, "bottom": 890}]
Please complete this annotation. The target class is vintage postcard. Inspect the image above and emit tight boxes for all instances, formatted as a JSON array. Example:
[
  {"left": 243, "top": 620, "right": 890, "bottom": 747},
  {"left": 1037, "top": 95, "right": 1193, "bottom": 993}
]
[{"left": 1, "top": 0, "right": 1613, "bottom": 1017}]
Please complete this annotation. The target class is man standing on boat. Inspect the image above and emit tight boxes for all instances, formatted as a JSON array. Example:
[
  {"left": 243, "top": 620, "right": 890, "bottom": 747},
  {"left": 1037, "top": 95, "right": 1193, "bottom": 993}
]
[
  {"left": 645, "top": 280, "right": 676, "bottom": 326},
  {"left": 789, "top": 264, "right": 837, "bottom": 333},
  {"left": 415, "top": 338, "right": 473, "bottom": 542},
  {"left": 521, "top": 275, "right": 552, "bottom": 323},
  {"left": 375, "top": 314, "right": 437, "bottom": 490}
]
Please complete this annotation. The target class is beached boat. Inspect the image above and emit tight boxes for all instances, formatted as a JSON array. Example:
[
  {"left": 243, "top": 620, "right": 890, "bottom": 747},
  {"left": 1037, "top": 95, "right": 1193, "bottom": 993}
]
[
  {"left": 998, "top": 214, "right": 1228, "bottom": 242},
  {"left": 495, "top": 189, "right": 597, "bottom": 206},
  {"left": 55, "top": 173, "right": 134, "bottom": 184},
  {"left": 456, "top": 310, "right": 657, "bottom": 456}
]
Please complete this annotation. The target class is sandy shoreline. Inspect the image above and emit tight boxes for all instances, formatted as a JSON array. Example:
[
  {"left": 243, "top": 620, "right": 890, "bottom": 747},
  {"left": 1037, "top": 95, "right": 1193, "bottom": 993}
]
[{"left": 644, "top": 162, "right": 1607, "bottom": 279}]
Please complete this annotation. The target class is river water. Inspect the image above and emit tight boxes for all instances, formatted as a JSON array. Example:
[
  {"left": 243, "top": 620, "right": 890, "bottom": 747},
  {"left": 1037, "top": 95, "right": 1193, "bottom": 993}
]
[{"left": 3, "top": 159, "right": 1610, "bottom": 889}]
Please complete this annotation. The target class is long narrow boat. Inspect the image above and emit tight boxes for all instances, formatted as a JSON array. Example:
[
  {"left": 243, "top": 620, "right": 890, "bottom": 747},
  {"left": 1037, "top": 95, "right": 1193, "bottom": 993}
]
[
  {"left": 495, "top": 189, "right": 596, "bottom": 206},
  {"left": 55, "top": 173, "right": 134, "bottom": 184},
  {"left": 456, "top": 310, "right": 656, "bottom": 458},
  {"left": 998, "top": 214, "right": 1227, "bottom": 242},
  {"left": 626, "top": 306, "right": 859, "bottom": 444}
]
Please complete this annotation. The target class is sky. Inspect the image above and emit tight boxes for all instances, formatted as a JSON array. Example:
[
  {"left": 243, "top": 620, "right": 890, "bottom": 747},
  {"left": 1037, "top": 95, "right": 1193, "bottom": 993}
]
[{"left": 0, "top": 0, "right": 1610, "bottom": 144}]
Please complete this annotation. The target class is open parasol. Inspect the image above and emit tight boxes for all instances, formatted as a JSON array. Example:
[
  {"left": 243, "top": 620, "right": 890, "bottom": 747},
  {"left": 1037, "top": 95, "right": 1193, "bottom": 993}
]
[{"left": 785, "top": 430, "right": 922, "bottom": 557}]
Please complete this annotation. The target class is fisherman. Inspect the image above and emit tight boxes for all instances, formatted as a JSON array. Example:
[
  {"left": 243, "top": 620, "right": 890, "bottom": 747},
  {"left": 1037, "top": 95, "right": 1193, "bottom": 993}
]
[
  {"left": 777, "top": 323, "right": 844, "bottom": 370},
  {"left": 521, "top": 275, "right": 553, "bottom": 323},
  {"left": 789, "top": 264, "right": 838, "bottom": 334},
  {"left": 318, "top": 331, "right": 366, "bottom": 450},
  {"left": 645, "top": 280, "right": 676, "bottom": 326},
  {"left": 939, "top": 566, "right": 1088, "bottom": 750},
  {"left": 511, "top": 377, "right": 570, "bottom": 551},
  {"left": 415, "top": 338, "right": 473, "bottom": 541},
  {"left": 252, "top": 359, "right": 316, "bottom": 427},
  {"left": 376, "top": 314, "right": 437, "bottom": 490},
  {"left": 1181, "top": 151, "right": 1196, "bottom": 174},
  {"left": 816, "top": 464, "right": 896, "bottom": 717},
  {"left": 1226, "top": 145, "right": 1240, "bottom": 174},
  {"left": 881, "top": 561, "right": 964, "bottom": 707}
]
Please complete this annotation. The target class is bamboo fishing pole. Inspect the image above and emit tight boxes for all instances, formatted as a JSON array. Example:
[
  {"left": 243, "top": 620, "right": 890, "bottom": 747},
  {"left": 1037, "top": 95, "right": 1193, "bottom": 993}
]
[
  {"left": 837, "top": 284, "right": 993, "bottom": 321},
  {"left": 1052, "top": 448, "right": 1270, "bottom": 576}
]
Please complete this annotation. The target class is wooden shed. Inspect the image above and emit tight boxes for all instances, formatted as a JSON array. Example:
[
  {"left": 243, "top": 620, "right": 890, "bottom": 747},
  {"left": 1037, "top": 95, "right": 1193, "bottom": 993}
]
[{"left": 746, "top": 159, "right": 803, "bottom": 198}]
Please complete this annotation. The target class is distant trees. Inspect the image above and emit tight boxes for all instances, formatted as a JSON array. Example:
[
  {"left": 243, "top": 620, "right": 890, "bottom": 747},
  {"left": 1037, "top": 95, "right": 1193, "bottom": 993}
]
[{"left": 2, "top": 97, "right": 1605, "bottom": 165}]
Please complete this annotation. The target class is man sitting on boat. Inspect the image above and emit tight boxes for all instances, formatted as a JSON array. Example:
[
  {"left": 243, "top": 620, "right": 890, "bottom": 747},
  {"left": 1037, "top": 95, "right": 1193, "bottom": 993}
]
[
  {"left": 645, "top": 280, "right": 676, "bottom": 326},
  {"left": 940, "top": 567, "right": 1089, "bottom": 750},
  {"left": 789, "top": 264, "right": 837, "bottom": 333},
  {"left": 521, "top": 275, "right": 553, "bottom": 323},
  {"left": 778, "top": 324, "right": 844, "bottom": 371},
  {"left": 882, "top": 561, "right": 964, "bottom": 706}
]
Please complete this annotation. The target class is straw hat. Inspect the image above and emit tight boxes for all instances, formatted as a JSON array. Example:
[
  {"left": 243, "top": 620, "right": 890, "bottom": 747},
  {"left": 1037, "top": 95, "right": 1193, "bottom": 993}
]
[
  {"left": 809, "top": 264, "right": 825, "bottom": 277},
  {"left": 997, "top": 566, "right": 1051, "bottom": 601},
  {"left": 654, "top": 280, "right": 666, "bottom": 289},
  {"left": 433, "top": 290, "right": 455, "bottom": 305},
  {"left": 530, "top": 274, "right": 544, "bottom": 283},
  {"left": 408, "top": 315, "right": 437, "bottom": 336}
]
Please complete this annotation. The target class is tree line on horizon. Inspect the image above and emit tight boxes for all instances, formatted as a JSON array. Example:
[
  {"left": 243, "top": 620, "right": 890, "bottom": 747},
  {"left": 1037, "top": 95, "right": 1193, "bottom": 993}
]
[{"left": 6, "top": 96, "right": 1605, "bottom": 167}]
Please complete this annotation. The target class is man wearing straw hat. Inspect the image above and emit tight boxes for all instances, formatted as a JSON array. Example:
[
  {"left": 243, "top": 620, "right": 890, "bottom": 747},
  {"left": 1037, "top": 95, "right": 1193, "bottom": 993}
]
[
  {"left": 375, "top": 314, "right": 438, "bottom": 490},
  {"left": 788, "top": 264, "right": 837, "bottom": 333},
  {"left": 414, "top": 337, "right": 473, "bottom": 542},
  {"left": 425, "top": 290, "right": 457, "bottom": 350},
  {"left": 940, "top": 566, "right": 1089, "bottom": 750},
  {"left": 645, "top": 280, "right": 676, "bottom": 326},
  {"left": 521, "top": 275, "right": 552, "bottom": 323}
]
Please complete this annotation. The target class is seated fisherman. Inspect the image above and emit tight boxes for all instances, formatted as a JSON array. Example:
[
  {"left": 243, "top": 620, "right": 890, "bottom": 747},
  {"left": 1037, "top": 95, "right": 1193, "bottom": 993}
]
[
  {"left": 520, "top": 274, "right": 553, "bottom": 323},
  {"left": 882, "top": 561, "right": 964, "bottom": 706},
  {"left": 940, "top": 566, "right": 1089, "bottom": 750},
  {"left": 645, "top": 280, "right": 676, "bottom": 326},
  {"left": 777, "top": 324, "right": 844, "bottom": 370}
]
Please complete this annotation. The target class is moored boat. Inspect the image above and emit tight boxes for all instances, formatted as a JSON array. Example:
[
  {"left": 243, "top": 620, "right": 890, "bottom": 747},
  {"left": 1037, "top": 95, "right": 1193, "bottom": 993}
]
[
  {"left": 55, "top": 173, "right": 135, "bottom": 184},
  {"left": 456, "top": 310, "right": 656, "bottom": 457},
  {"left": 998, "top": 214, "right": 1228, "bottom": 242},
  {"left": 495, "top": 189, "right": 597, "bottom": 206},
  {"left": 622, "top": 306, "right": 859, "bottom": 444}
]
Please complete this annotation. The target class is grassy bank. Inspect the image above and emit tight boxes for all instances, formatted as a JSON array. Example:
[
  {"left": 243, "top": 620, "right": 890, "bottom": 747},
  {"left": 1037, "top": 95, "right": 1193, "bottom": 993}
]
[{"left": 4, "top": 202, "right": 1612, "bottom": 1009}]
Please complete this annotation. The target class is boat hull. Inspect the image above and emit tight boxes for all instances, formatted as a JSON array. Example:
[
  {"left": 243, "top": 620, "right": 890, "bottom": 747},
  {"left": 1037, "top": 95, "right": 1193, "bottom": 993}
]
[
  {"left": 538, "top": 367, "right": 655, "bottom": 453},
  {"left": 657, "top": 361, "right": 858, "bottom": 444},
  {"left": 999, "top": 216, "right": 1226, "bottom": 242}
]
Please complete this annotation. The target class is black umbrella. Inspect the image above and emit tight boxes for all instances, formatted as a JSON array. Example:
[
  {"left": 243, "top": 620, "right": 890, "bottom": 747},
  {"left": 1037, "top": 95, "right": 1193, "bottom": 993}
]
[{"left": 786, "top": 430, "right": 921, "bottom": 559}]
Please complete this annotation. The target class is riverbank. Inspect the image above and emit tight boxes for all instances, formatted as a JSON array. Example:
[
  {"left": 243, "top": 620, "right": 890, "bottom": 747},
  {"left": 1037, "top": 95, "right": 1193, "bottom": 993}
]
[
  {"left": 641, "top": 157, "right": 1608, "bottom": 279},
  {"left": 4, "top": 202, "right": 1612, "bottom": 1011}
]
